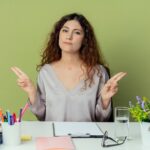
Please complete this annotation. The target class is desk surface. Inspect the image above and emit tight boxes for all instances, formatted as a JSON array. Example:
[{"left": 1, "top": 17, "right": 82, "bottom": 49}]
[{"left": 0, "top": 121, "right": 150, "bottom": 150}]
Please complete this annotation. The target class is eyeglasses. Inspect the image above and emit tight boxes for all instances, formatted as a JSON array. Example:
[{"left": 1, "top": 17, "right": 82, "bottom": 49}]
[{"left": 101, "top": 131, "right": 127, "bottom": 147}]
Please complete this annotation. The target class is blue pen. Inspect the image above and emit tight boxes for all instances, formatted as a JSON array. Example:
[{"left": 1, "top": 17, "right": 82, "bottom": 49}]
[
  {"left": 6, "top": 110, "right": 11, "bottom": 125},
  {"left": 10, "top": 115, "right": 12, "bottom": 125},
  {"left": 10, "top": 115, "right": 15, "bottom": 125}
]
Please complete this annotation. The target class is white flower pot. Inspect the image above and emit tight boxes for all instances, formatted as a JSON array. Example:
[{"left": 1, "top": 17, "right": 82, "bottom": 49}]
[{"left": 140, "top": 122, "right": 150, "bottom": 147}]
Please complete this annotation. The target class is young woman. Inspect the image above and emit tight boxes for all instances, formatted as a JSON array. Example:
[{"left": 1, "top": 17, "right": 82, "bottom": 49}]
[{"left": 11, "top": 13, "right": 126, "bottom": 121}]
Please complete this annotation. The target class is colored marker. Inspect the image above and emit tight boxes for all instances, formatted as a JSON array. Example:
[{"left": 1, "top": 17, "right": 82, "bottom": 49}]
[
  {"left": 6, "top": 110, "right": 11, "bottom": 125},
  {"left": 12, "top": 113, "right": 17, "bottom": 123},
  {"left": 0, "top": 109, "right": 4, "bottom": 122},
  {"left": 18, "top": 108, "right": 22, "bottom": 122},
  {"left": 21, "top": 103, "right": 29, "bottom": 119}
]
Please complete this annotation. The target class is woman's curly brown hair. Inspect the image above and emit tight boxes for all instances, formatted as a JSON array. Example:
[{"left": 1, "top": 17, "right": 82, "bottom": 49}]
[{"left": 37, "top": 13, "right": 109, "bottom": 88}]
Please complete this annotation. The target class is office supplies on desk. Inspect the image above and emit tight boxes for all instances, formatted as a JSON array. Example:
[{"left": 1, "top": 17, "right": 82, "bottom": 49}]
[
  {"left": 21, "top": 135, "right": 32, "bottom": 141},
  {"left": 2, "top": 122, "right": 21, "bottom": 145},
  {"left": 36, "top": 136, "right": 75, "bottom": 150},
  {"left": 0, "top": 102, "right": 29, "bottom": 125},
  {"left": 53, "top": 122, "right": 103, "bottom": 138}
]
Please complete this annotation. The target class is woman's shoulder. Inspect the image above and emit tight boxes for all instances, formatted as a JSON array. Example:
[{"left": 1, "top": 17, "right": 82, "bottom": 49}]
[
  {"left": 98, "top": 65, "right": 108, "bottom": 72},
  {"left": 38, "top": 64, "right": 53, "bottom": 75},
  {"left": 98, "top": 65, "right": 105, "bottom": 70},
  {"left": 97, "top": 64, "right": 110, "bottom": 79},
  {"left": 39, "top": 64, "right": 50, "bottom": 71}
]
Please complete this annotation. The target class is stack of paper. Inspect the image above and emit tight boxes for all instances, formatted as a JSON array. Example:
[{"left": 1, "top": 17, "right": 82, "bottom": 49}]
[{"left": 36, "top": 136, "right": 75, "bottom": 150}]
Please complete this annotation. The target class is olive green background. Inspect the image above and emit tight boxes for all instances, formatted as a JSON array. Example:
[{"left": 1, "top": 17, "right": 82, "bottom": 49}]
[{"left": 0, "top": 0, "right": 150, "bottom": 120}]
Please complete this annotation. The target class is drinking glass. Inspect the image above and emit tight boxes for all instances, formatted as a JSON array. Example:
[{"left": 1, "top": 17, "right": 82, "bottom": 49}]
[{"left": 114, "top": 107, "right": 129, "bottom": 140}]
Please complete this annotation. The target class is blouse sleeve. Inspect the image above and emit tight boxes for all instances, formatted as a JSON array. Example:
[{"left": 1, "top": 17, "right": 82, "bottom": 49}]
[
  {"left": 95, "top": 66, "right": 112, "bottom": 121},
  {"left": 29, "top": 71, "right": 46, "bottom": 121}
]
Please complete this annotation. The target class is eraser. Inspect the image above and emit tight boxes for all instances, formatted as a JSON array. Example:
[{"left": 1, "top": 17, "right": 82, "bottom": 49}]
[{"left": 21, "top": 135, "right": 32, "bottom": 141}]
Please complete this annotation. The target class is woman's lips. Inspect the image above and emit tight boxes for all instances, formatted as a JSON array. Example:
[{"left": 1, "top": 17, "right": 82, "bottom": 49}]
[{"left": 63, "top": 42, "right": 72, "bottom": 45}]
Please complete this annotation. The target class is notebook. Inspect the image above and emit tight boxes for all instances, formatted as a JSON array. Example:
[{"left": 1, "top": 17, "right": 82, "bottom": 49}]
[
  {"left": 53, "top": 122, "right": 103, "bottom": 138},
  {"left": 36, "top": 136, "right": 75, "bottom": 150}
]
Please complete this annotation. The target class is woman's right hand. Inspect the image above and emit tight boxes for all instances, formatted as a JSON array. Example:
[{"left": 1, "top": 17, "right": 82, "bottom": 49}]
[{"left": 11, "top": 66, "right": 36, "bottom": 104}]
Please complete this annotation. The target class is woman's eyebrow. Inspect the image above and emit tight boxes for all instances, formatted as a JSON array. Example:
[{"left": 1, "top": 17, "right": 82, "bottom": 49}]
[
  {"left": 62, "top": 26, "right": 69, "bottom": 29},
  {"left": 62, "top": 26, "right": 83, "bottom": 31}
]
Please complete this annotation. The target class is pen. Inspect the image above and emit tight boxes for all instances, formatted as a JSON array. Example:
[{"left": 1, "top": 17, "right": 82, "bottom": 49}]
[
  {"left": 3, "top": 115, "right": 7, "bottom": 122},
  {"left": 68, "top": 133, "right": 103, "bottom": 138},
  {"left": 6, "top": 110, "right": 11, "bottom": 125},
  {"left": 88, "top": 135, "right": 103, "bottom": 138},
  {"left": 12, "top": 113, "right": 17, "bottom": 123},
  {"left": 10, "top": 115, "right": 13, "bottom": 125},
  {"left": 11, "top": 115, "right": 15, "bottom": 125},
  {"left": 18, "top": 108, "right": 22, "bottom": 122},
  {"left": 0, "top": 109, "right": 4, "bottom": 122}
]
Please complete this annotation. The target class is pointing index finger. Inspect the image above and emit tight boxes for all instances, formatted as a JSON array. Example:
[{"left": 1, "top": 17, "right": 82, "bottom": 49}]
[
  {"left": 115, "top": 72, "right": 127, "bottom": 82},
  {"left": 110, "top": 72, "right": 127, "bottom": 82},
  {"left": 11, "top": 66, "right": 27, "bottom": 78}
]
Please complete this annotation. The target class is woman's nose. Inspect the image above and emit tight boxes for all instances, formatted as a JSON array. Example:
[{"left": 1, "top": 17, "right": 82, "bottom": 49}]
[{"left": 66, "top": 32, "right": 72, "bottom": 40}]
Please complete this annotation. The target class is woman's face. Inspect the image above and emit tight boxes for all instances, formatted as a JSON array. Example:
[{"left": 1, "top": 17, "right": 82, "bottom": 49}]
[{"left": 59, "top": 20, "right": 84, "bottom": 54}]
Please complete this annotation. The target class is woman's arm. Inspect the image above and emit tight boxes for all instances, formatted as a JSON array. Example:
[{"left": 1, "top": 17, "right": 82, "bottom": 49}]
[
  {"left": 29, "top": 74, "right": 46, "bottom": 121},
  {"left": 11, "top": 66, "right": 36, "bottom": 104},
  {"left": 100, "top": 72, "right": 127, "bottom": 109},
  {"left": 95, "top": 66, "right": 127, "bottom": 121},
  {"left": 95, "top": 66, "right": 111, "bottom": 121},
  {"left": 11, "top": 66, "right": 46, "bottom": 121}
]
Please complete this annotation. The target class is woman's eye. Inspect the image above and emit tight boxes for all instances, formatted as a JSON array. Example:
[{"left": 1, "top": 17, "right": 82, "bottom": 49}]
[
  {"left": 62, "top": 29, "right": 68, "bottom": 32},
  {"left": 75, "top": 31, "right": 81, "bottom": 35}
]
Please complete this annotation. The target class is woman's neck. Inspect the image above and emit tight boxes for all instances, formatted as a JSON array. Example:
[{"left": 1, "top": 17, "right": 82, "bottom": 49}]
[{"left": 60, "top": 52, "right": 82, "bottom": 67}]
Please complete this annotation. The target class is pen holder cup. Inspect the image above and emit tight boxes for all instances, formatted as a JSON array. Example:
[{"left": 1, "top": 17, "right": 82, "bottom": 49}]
[{"left": 2, "top": 122, "right": 21, "bottom": 146}]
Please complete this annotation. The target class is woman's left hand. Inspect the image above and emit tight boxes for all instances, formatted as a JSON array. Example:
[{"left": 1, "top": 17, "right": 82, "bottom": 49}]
[{"left": 100, "top": 72, "right": 127, "bottom": 108}]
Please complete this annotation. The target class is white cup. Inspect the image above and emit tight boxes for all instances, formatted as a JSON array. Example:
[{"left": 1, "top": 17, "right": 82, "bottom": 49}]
[
  {"left": 2, "top": 122, "right": 21, "bottom": 146},
  {"left": 114, "top": 107, "right": 129, "bottom": 140}
]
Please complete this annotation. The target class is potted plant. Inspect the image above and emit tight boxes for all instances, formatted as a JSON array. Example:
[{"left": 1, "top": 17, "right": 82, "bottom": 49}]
[
  {"left": 129, "top": 96, "right": 150, "bottom": 146},
  {"left": 129, "top": 96, "right": 150, "bottom": 122}
]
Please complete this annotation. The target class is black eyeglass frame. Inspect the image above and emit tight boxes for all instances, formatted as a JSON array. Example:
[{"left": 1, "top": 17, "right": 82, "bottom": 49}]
[{"left": 101, "top": 131, "right": 127, "bottom": 147}]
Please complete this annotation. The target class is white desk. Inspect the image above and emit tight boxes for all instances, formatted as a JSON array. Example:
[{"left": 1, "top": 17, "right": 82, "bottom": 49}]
[{"left": 0, "top": 121, "right": 150, "bottom": 150}]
